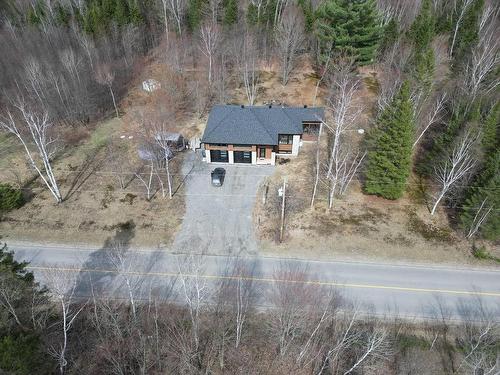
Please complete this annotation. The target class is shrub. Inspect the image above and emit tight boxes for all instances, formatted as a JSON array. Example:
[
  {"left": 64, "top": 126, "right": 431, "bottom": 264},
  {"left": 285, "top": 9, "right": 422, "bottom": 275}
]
[{"left": 0, "top": 184, "right": 24, "bottom": 212}]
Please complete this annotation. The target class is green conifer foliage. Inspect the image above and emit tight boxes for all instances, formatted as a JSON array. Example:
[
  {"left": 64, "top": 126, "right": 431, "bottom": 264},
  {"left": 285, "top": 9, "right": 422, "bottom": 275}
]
[
  {"left": 452, "top": 0, "right": 484, "bottom": 63},
  {"left": 223, "top": 0, "right": 238, "bottom": 26},
  {"left": 315, "top": 0, "right": 381, "bottom": 65},
  {"left": 128, "top": 0, "right": 143, "bottom": 25},
  {"left": 0, "top": 184, "right": 24, "bottom": 212},
  {"left": 409, "top": 0, "right": 435, "bottom": 88},
  {"left": 187, "top": 0, "right": 203, "bottom": 31},
  {"left": 114, "top": 0, "right": 130, "bottom": 26},
  {"left": 54, "top": 3, "right": 71, "bottom": 26},
  {"left": 364, "top": 81, "right": 414, "bottom": 199}
]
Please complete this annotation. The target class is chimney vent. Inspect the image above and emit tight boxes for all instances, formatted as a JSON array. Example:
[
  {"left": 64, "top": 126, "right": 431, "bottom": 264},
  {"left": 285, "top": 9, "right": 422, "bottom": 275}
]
[
  {"left": 268, "top": 104, "right": 272, "bottom": 109},
  {"left": 303, "top": 104, "right": 308, "bottom": 108},
  {"left": 240, "top": 105, "right": 245, "bottom": 108}
]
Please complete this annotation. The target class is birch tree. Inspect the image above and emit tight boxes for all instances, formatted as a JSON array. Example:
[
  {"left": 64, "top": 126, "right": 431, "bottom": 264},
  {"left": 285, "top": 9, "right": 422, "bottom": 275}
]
[
  {"left": 431, "top": 131, "right": 478, "bottom": 215},
  {"left": 167, "top": 0, "right": 186, "bottom": 35},
  {"left": 275, "top": 6, "right": 304, "bottom": 85},
  {"left": 0, "top": 101, "right": 63, "bottom": 203},
  {"left": 199, "top": 21, "right": 220, "bottom": 85},
  {"left": 241, "top": 34, "right": 259, "bottom": 105},
  {"left": 43, "top": 267, "right": 87, "bottom": 375},
  {"left": 324, "top": 63, "right": 365, "bottom": 208},
  {"left": 95, "top": 63, "right": 119, "bottom": 118},
  {"left": 449, "top": 0, "right": 475, "bottom": 58},
  {"left": 177, "top": 254, "right": 209, "bottom": 351},
  {"left": 413, "top": 93, "right": 447, "bottom": 148},
  {"left": 462, "top": 11, "right": 500, "bottom": 104}
]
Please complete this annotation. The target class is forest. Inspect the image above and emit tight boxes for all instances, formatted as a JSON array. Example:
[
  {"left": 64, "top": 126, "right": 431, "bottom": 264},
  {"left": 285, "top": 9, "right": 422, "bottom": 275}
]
[{"left": 1, "top": 243, "right": 499, "bottom": 374}]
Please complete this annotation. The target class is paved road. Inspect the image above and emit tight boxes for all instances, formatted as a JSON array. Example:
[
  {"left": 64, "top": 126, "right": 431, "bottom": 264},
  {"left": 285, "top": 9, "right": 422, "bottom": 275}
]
[
  {"left": 172, "top": 152, "right": 274, "bottom": 255},
  {"left": 10, "top": 242, "right": 500, "bottom": 321}
]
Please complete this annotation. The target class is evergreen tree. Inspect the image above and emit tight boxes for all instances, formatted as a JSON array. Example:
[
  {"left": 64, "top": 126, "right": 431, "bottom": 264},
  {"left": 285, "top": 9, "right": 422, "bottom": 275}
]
[
  {"left": 223, "top": 0, "right": 238, "bottom": 26},
  {"left": 114, "top": 0, "right": 130, "bottom": 26},
  {"left": 298, "top": 0, "right": 314, "bottom": 32},
  {"left": 315, "top": 0, "right": 381, "bottom": 65},
  {"left": 246, "top": 3, "right": 259, "bottom": 25},
  {"left": 364, "top": 81, "right": 414, "bottom": 199},
  {"left": 54, "top": 2, "right": 71, "bottom": 26},
  {"left": 0, "top": 184, "right": 24, "bottom": 212},
  {"left": 379, "top": 17, "right": 398, "bottom": 53},
  {"left": 128, "top": 0, "right": 143, "bottom": 25},
  {"left": 187, "top": 0, "right": 203, "bottom": 31},
  {"left": 409, "top": 0, "right": 435, "bottom": 89},
  {"left": 460, "top": 150, "right": 500, "bottom": 240},
  {"left": 0, "top": 244, "right": 50, "bottom": 374},
  {"left": 481, "top": 102, "right": 499, "bottom": 154},
  {"left": 452, "top": 0, "right": 484, "bottom": 63},
  {"left": 460, "top": 102, "right": 499, "bottom": 240},
  {"left": 409, "top": 0, "right": 434, "bottom": 53}
]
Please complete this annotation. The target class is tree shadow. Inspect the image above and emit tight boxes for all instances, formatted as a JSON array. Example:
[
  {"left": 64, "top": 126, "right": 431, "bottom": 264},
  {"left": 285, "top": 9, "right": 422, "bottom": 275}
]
[
  {"left": 73, "top": 220, "right": 136, "bottom": 298},
  {"left": 63, "top": 151, "right": 104, "bottom": 201}
]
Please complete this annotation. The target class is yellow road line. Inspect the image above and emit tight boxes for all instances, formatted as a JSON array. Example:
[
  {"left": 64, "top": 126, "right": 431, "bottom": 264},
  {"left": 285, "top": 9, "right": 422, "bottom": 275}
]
[{"left": 27, "top": 265, "right": 500, "bottom": 297}]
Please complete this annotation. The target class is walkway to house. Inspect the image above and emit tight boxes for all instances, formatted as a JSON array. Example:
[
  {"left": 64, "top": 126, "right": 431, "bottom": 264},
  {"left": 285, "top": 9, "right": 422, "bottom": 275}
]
[{"left": 172, "top": 151, "right": 274, "bottom": 255}]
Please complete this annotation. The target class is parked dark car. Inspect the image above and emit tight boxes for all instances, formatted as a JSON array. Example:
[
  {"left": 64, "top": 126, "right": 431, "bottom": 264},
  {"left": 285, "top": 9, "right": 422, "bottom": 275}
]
[{"left": 211, "top": 168, "right": 225, "bottom": 187}]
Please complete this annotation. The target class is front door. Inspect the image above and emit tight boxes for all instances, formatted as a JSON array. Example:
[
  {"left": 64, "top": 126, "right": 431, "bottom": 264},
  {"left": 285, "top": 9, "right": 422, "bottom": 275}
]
[{"left": 258, "top": 147, "right": 266, "bottom": 159}]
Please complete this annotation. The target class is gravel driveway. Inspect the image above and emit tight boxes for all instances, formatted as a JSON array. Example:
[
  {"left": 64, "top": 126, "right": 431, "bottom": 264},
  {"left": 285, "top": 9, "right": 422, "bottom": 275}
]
[{"left": 172, "top": 151, "right": 274, "bottom": 255}]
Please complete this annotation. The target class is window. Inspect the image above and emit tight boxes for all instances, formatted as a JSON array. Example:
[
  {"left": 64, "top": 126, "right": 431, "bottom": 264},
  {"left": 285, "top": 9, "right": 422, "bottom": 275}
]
[
  {"left": 278, "top": 134, "right": 293, "bottom": 144},
  {"left": 259, "top": 147, "right": 266, "bottom": 158},
  {"left": 212, "top": 143, "right": 227, "bottom": 147}
]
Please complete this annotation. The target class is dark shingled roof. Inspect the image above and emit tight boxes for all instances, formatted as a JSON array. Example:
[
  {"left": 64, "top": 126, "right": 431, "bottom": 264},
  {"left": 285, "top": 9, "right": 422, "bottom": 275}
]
[{"left": 201, "top": 105, "right": 324, "bottom": 145}]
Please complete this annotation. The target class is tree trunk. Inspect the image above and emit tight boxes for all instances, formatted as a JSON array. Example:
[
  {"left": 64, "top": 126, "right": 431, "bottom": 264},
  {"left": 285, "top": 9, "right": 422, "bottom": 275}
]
[{"left": 108, "top": 85, "right": 119, "bottom": 118}]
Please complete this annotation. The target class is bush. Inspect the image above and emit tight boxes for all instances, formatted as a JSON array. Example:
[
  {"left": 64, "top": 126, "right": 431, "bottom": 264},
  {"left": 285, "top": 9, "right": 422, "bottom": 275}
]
[{"left": 0, "top": 184, "right": 24, "bottom": 212}]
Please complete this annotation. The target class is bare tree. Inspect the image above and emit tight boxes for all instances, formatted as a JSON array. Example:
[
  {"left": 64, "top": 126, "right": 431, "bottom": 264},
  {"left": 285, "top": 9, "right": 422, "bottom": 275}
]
[
  {"left": 456, "top": 296, "right": 500, "bottom": 375},
  {"left": 43, "top": 267, "right": 87, "bottom": 375},
  {"left": 107, "top": 242, "right": 141, "bottom": 320},
  {"left": 324, "top": 62, "right": 365, "bottom": 209},
  {"left": 462, "top": 7, "right": 500, "bottom": 104},
  {"left": 413, "top": 93, "right": 447, "bottom": 148},
  {"left": 167, "top": 0, "right": 187, "bottom": 35},
  {"left": 275, "top": 6, "right": 305, "bottom": 85},
  {"left": 241, "top": 34, "right": 259, "bottom": 105},
  {"left": 343, "top": 323, "right": 392, "bottom": 374},
  {"left": 431, "top": 131, "right": 478, "bottom": 215},
  {"left": 177, "top": 254, "right": 210, "bottom": 351},
  {"left": 465, "top": 197, "right": 493, "bottom": 239},
  {"left": 0, "top": 101, "right": 63, "bottom": 203},
  {"left": 95, "top": 63, "right": 119, "bottom": 118},
  {"left": 449, "top": 0, "right": 475, "bottom": 58},
  {"left": 269, "top": 261, "right": 319, "bottom": 356},
  {"left": 199, "top": 21, "right": 221, "bottom": 85},
  {"left": 135, "top": 160, "right": 155, "bottom": 201}
]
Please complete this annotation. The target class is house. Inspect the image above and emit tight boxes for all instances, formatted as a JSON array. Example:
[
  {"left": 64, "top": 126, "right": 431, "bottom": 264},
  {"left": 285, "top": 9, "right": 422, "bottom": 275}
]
[{"left": 201, "top": 105, "right": 324, "bottom": 165}]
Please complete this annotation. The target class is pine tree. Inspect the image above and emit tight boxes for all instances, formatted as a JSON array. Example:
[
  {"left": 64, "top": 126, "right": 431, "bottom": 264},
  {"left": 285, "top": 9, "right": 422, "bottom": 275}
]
[
  {"left": 379, "top": 18, "right": 398, "bottom": 53},
  {"left": 298, "top": 0, "right": 314, "bottom": 32},
  {"left": 246, "top": 3, "right": 259, "bottom": 25},
  {"left": 114, "top": 0, "right": 130, "bottom": 26},
  {"left": 481, "top": 102, "right": 499, "bottom": 154},
  {"left": 187, "top": 0, "right": 202, "bottom": 31},
  {"left": 128, "top": 0, "right": 143, "bottom": 25},
  {"left": 223, "top": 0, "right": 238, "bottom": 26},
  {"left": 459, "top": 102, "right": 499, "bottom": 240},
  {"left": 364, "top": 81, "right": 414, "bottom": 199},
  {"left": 54, "top": 2, "right": 71, "bottom": 26},
  {"left": 452, "top": 0, "right": 484, "bottom": 63},
  {"left": 315, "top": 0, "right": 381, "bottom": 65},
  {"left": 0, "top": 244, "right": 50, "bottom": 374},
  {"left": 0, "top": 184, "right": 24, "bottom": 212},
  {"left": 409, "top": 0, "right": 435, "bottom": 89},
  {"left": 409, "top": 0, "right": 434, "bottom": 53},
  {"left": 460, "top": 150, "right": 500, "bottom": 240}
]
